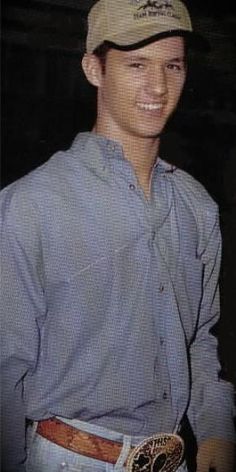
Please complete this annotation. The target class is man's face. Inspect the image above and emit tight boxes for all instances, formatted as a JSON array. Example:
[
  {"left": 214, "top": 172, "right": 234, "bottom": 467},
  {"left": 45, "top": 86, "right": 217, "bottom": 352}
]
[{"left": 93, "top": 36, "right": 187, "bottom": 140}]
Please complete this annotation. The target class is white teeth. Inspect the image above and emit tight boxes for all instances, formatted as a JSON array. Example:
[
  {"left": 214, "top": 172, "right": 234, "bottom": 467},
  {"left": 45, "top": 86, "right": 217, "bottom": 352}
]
[{"left": 137, "top": 102, "right": 163, "bottom": 111}]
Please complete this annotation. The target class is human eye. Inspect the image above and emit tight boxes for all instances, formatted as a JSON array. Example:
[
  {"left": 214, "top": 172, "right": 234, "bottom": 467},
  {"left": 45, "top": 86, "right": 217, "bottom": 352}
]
[
  {"left": 166, "top": 62, "right": 185, "bottom": 72},
  {"left": 129, "top": 62, "right": 145, "bottom": 69}
]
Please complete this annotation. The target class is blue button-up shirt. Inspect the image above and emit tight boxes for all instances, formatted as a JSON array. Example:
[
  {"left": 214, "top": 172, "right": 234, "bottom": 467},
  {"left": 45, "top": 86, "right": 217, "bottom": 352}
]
[{"left": 1, "top": 132, "right": 235, "bottom": 470}]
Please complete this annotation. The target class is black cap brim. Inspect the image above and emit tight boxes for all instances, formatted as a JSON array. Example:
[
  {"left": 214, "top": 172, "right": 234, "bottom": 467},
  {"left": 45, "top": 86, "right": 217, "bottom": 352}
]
[{"left": 105, "top": 30, "right": 210, "bottom": 53}]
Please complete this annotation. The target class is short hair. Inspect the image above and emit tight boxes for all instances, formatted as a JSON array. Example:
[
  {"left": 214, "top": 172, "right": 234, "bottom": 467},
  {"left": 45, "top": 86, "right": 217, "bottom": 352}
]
[{"left": 93, "top": 42, "right": 113, "bottom": 73}]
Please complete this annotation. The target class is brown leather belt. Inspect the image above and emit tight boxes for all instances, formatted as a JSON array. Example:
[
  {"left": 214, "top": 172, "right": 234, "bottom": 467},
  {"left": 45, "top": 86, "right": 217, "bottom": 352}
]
[{"left": 37, "top": 417, "right": 133, "bottom": 464}]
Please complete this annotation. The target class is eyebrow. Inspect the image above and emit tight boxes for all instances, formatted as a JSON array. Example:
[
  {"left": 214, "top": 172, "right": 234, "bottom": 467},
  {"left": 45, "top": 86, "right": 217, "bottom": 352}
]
[
  {"left": 123, "top": 55, "right": 150, "bottom": 62},
  {"left": 123, "top": 54, "right": 186, "bottom": 63},
  {"left": 167, "top": 57, "right": 186, "bottom": 62}
]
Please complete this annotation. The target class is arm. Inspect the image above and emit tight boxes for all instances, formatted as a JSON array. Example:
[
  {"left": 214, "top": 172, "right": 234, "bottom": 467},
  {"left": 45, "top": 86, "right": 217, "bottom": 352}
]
[
  {"left": 187, "top": 210, "right": 235, "bottom": 470},
  {"left": 0, "top": 186, "right": 45, "bottom": 472}
]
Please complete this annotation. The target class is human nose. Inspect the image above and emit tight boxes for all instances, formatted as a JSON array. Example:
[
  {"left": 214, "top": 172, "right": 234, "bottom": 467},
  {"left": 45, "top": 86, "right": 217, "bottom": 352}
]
[{"left": 147, "top": 66, "right": 168, "bottom": 96}]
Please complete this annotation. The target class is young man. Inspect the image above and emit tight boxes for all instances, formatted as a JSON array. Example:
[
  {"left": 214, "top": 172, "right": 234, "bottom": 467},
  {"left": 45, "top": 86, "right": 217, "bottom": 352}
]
[{"left": 1, "top": 1, "right": 235, "bottom": 471}]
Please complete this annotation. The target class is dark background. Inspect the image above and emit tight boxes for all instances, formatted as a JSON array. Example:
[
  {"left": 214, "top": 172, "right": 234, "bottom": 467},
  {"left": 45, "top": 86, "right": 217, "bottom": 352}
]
[{"left": 1, "top": 0, "right": 236, "bottom": 388}]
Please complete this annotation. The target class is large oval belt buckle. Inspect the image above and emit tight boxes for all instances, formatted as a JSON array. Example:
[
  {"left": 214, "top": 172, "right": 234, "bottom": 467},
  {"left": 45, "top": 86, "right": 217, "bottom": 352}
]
[{"left": 126, "top": 433, "right": 184, "bottom": 472}]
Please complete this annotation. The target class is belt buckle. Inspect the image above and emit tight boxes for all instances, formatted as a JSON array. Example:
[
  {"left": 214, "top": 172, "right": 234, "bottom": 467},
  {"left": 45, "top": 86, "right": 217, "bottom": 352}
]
[{"left": 126, "top": 433, "right": 184, "bottom": 472}]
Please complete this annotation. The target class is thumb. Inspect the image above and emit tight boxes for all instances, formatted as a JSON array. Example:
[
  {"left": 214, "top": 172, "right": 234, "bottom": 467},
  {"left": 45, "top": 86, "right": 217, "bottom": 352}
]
[{"left": 196, "top": 452, "right": 211, "bottom": 472}]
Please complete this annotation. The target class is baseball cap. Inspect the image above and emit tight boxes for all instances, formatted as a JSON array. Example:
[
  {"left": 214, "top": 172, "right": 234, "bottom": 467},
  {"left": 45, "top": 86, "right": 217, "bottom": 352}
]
[{"left": 86, "top": 0, "right": 208, "bottom": 53}]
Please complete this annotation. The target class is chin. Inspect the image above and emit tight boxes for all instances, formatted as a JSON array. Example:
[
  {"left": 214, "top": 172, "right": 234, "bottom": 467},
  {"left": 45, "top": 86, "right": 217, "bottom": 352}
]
[
  {"left": 134, "top": 126, "right": 165, "bottom": 139},
  {"left": 133, "top": 120, "right": 167, "bottom": 138}
]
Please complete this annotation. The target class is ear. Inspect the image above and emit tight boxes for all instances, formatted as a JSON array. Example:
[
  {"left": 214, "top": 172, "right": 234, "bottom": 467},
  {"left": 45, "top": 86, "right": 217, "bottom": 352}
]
[{"left": 82, "top": 54, "right": 103, "bottom": 88}]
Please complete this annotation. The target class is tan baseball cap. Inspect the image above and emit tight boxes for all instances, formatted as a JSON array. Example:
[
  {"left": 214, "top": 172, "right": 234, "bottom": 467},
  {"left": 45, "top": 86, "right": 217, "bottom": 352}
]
[{"left": 86, "top": 0, "right": 207, "bottom": 53}]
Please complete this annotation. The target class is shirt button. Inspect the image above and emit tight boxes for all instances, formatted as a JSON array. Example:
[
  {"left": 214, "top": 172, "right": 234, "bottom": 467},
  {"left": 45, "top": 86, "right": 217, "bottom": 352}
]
[
  {"left": 108, "top": 143, "right": 116, "bottom": 152},
  {"left": 129, "top": 184, "right": 136, "bottom": 191},
  {"left": 60, "top": 463, "right": 68, "bottom": 470},
  {"left": 159, "top": 284, "right": 165, "bottom": 293},
  {"left": 163, "top": 391, "right": 168, "bottom": 400}
]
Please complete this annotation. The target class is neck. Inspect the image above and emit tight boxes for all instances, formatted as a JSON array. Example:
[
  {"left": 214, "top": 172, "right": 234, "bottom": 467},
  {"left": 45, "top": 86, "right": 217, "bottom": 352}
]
[{"left": 93, "top": 121, "right": 160, "bottom": 197}]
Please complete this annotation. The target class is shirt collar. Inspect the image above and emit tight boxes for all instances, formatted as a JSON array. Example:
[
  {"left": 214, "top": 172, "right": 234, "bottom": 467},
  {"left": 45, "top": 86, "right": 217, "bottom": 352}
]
[{"left": 70, "top": 132, "right": 176, "bottom": 175}]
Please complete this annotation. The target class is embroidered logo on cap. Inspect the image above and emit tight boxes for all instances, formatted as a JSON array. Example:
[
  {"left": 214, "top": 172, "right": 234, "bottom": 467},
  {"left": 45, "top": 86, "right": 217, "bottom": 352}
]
[
  {"left": 132, "top": 0, "right": 180, "bottom": 21},
  {"left": 137, "top": 0, "right": 173, "bottom": 11}
]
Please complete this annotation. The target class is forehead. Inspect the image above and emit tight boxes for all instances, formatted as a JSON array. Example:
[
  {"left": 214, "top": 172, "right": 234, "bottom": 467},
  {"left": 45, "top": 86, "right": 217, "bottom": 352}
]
[{"left": 108, "top": 36, "right": 186, "bottom": 61}]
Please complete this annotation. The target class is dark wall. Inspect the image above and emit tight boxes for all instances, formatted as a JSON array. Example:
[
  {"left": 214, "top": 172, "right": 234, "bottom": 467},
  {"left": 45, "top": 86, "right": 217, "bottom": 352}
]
[{"left": 2, "top": 0, "right": 236, "bottom": 386}]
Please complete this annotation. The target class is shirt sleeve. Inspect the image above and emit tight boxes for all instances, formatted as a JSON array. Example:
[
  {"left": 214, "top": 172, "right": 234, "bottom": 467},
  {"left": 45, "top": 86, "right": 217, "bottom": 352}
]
[
  {"left": 0, "top": 185, "right": 46, "bottom": 472},
  {"left": 187, "top": 209, "right": 236, "bottom": 445}
]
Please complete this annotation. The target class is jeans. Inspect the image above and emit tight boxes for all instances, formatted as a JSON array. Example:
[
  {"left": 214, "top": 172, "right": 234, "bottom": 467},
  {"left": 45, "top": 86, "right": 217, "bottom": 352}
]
[{"left": 26, "top": 417, "right": 188, "bottom": 472}]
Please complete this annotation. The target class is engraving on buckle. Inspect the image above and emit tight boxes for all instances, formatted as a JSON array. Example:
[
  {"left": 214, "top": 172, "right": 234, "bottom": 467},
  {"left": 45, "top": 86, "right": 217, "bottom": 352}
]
[{"left": 126, "top": 433, "right": 184, "bottom": 472}]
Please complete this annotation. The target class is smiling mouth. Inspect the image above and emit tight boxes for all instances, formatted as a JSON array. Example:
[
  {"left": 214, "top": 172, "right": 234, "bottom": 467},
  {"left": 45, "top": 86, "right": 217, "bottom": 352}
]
[{"left": 137, "top": 102, "right": 165, "bottom": 111}]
